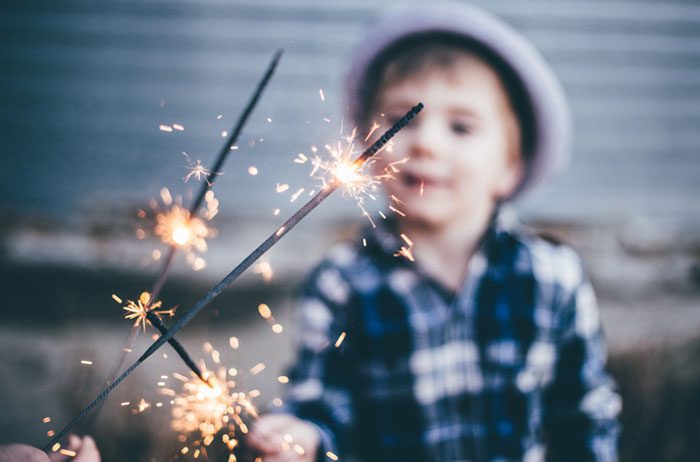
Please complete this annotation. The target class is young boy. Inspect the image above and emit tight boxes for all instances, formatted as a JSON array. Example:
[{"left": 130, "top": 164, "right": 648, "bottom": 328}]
[{"left": 248, "top": 4, "right": 620, "bottom": 461}]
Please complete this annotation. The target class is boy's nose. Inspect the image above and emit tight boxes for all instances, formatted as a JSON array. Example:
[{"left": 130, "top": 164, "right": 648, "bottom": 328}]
[{"left": 407, "top": 119, "right": 440, "bottom": 160}]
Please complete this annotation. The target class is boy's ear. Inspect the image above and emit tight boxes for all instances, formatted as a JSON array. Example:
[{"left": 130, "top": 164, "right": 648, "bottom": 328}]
[{"left": 494, "top": 154, "right": 524, "bottom": 200}]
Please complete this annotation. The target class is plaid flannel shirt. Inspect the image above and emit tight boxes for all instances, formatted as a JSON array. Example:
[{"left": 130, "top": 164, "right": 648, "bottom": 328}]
[{"left": 282, "top": 211, "right": 620, "bottom": 462}]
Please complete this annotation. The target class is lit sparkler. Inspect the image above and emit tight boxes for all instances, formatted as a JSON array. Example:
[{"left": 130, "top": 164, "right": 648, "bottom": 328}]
[
  {"left": 108, "top": 50, "right": 283, "bottom": 397},
  {"left": 112, "top": 292, "right": 209, "bottom": 385},
  {"left": 44, "top": 103, "right": 423, "bottom": 452},
  {"left": 141, "top": 187, "right": 219, "bottom": 271},
  {"left": 113, "top": 292, "right": 175, "bottom": 332},
  {"left": 183, "top": 152, "right": 212, "bottom": 184},
  {"left": 165, "top": 367, "right": 258, "bottom": 458},
  {"left": 158, "top": 343, "right": 261, "bottom": 460},
  {"left": 307, "top": 123, "right": 411, "bottom": 227}
]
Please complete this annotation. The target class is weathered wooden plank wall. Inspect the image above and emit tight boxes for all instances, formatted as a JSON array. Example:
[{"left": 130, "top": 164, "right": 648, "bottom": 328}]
[{"left": 2, "top": 0, "right": 699, "bottom": 222}]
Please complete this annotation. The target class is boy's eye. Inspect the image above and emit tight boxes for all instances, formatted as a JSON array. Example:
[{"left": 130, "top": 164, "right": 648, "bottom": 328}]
[{"left": 450, "top": 121, "right": 472, "bottom": 135}]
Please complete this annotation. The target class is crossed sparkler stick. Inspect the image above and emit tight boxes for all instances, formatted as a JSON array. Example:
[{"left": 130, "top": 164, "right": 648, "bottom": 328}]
[
  {"left": 43, "top": 54, "right": 423, "bottom": 452},
  {"left": 102, "top": 50, "right": 284, "bottom": 390}
]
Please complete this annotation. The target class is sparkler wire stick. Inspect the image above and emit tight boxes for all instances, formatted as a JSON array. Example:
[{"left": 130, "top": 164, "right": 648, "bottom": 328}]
[
  {"left": 101, "top": 49, "right": 284, "bottom": 388},
  {"left": 44, "top": 102, "right": 423, "bottom": 452}
]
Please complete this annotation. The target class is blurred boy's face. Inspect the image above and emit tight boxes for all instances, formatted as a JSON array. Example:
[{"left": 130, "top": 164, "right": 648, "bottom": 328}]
[{"left": 371, "top": 57, "right": 522, "bottom": 231}]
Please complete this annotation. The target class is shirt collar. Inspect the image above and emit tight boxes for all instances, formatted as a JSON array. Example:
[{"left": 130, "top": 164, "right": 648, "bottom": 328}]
[{"left": 366, "top": 205, "right": 520, "bottom": 261}]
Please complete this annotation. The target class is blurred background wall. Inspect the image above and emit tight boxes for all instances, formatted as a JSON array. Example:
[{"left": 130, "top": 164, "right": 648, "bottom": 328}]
[{"left": 1, "top": 0, "right": 699, "bottom": 461}]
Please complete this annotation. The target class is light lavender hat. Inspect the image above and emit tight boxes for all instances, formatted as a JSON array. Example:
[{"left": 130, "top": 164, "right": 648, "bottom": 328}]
[{"left": 344, "top": 3, "right": 571, "bottom": 198}]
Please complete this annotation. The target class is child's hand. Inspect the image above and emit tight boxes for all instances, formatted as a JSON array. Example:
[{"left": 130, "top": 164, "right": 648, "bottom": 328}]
[
  {"left": 0, "top": 443, "right": 50, "bottom": 462},
  {"left": 0, "top": 435, "right": 100, "bottom": 462},
  {"left": 49, "top": 435, "right": 101, "bottom": 462},
  {"left": 248, "top": 414, "right": 319, "bottom": 461}
]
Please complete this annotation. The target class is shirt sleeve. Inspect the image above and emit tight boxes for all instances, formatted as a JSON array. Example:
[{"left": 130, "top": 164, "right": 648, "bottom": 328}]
[
  {"left": 543, "top": 259, "right": 621, "bottom": 462},
  {"left": 280, "top": 263, "right": 356, "bottom": 461}
]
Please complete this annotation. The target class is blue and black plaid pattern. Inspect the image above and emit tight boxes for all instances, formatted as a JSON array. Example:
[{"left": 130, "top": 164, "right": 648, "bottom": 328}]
[{"left": 282, "top": 212, "right": 620, "bottom": 462}]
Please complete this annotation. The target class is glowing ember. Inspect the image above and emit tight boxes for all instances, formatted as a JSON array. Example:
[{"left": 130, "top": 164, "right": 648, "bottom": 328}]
[
  {"left": 115, "top": 291, "right": 175, "bottom": 331},
  {"left": 335, "top": 332, "right": 347, "bottom": 348},
  {"left": 250, "top": 363, "right": 266, "bottom": 375},
  {"left": 137, "top": 398, "right": 151, "bottom": 413},
  {"left": 253, "top": 259, "right": 274, "bottom": 283},
  {"left": 183, "top": 152, "right": 212, "bottom": 184}
]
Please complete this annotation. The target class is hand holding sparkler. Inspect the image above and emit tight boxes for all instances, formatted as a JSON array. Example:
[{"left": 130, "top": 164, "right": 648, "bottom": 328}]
[
  {"left": 248, "top": 414, "right": 319, "bottom": 461},
  {"left": 2, "top": 435, "right": 100, "bottom": 462},
  {"left": 44, "top": 102, "right": 423, "bottom": 453}
]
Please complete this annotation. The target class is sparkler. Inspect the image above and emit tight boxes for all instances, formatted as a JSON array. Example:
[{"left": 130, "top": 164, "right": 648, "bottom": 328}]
[
  {"left": 162, "top": 348, "right": 260, "bottom": 459},
  {"left": 114, "top": 292, "right": 175, "bottom": 332},
  {"left": 308, "top": 127, "right": 410, "bottom": 228},
  {"left": 100, "top": 49, "right": 283, "bottom": 396},
  {"left": 44, "top": 103, "right": 423, "bottom": 452}
]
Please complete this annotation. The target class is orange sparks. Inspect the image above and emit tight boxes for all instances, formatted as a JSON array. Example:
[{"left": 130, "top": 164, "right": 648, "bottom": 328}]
[
  {"left": 257, "top": 303, "right": 272, "bottom": 319},
  {"left": 275, "top": 183, "right": 289, "bottom": 193},
  {"left": 167, "top": 356, "right": 258, "bottom": 459},
  {"left": 420, "top": 180, "right": 424, "bottom": 197},
  {"left": 144, "top": 188, "right": 218, "bottom": 269},
  {"left": 250, "top": 363, "right": 266, "bottom": 375},
  {"left": 394, "top": 246, "right": 415, "bottom": 262},
  {"left": 327, "top": 451, "right": 339, "bottom": 461},
  {"left": 335, "top": 332, "right": 347, "bottom": 348},
  {"left": 183, "top": 153, "right": 211, "bottom": 184},
  {"left": 364, "top": 121, "right": 381, "bottom": 142},
  {"left": 137, "top": 398, "right": 151, "bottom": 413},
  {"left": 80, "top": 360, "right": 93, "bottom": 365},
  {"left": 42, "top": 416, "right": 51, "bottom": 423},
  {"left": 159, "top": 124, "right": 173, "bottom": 132},
  {"left": 389, "top": 205, "right": 406, "bottom": 217},
  {"left": 248, "top": 166, "right": 258, "bottom": 176},
  {"left": 116, "top": 291, "right": 175, "bottom": 331},
  {"left": 253, "top": 259, "right": 274, "bottom": 283},
  {"left": 272, "top": 323, "right": 283, "bottom": 334},
  {"left": 290, "top": 188, "right": 305, "bottom": 202},
  {"left": 304, "top": 127, "right": 407, "bottom": 226},
  {"left": 59, "top": 449, "right": 77, "bottom": 457},
  {"left": 395, "top": 233, "right": 416, "bottom": 261}
]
